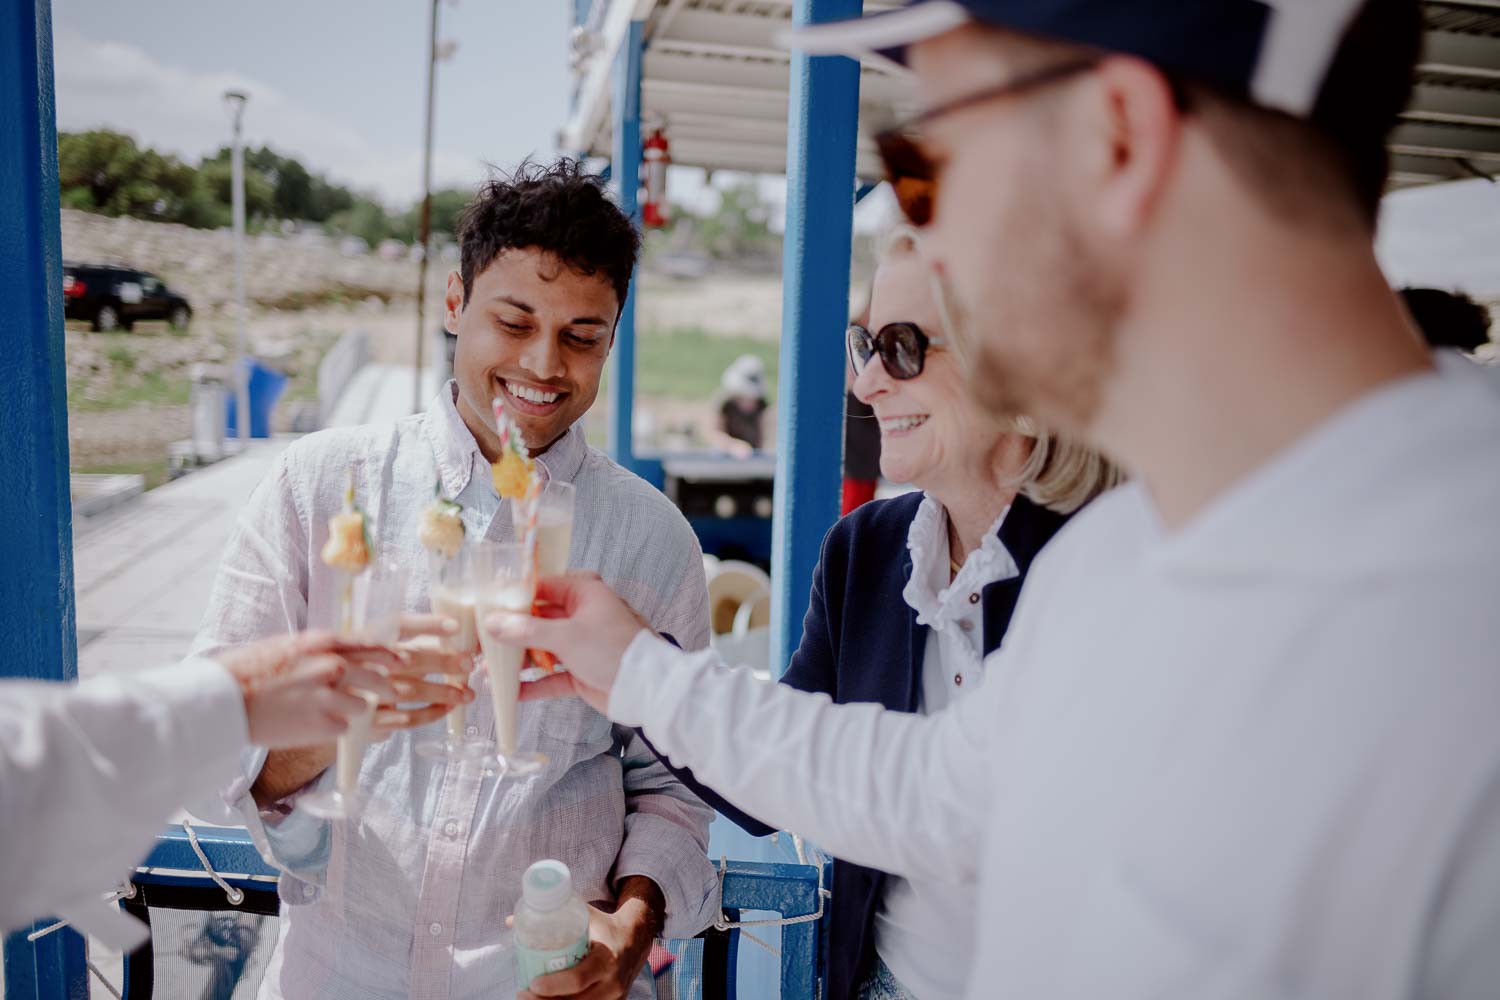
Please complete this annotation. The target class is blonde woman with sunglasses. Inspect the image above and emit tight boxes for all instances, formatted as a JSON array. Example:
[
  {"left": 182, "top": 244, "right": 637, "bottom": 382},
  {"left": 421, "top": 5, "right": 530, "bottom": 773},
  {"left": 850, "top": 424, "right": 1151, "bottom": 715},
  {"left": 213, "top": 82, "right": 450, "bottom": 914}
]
[{"left": 649, "top": 225, "right": 1119, "bottom": 1000}]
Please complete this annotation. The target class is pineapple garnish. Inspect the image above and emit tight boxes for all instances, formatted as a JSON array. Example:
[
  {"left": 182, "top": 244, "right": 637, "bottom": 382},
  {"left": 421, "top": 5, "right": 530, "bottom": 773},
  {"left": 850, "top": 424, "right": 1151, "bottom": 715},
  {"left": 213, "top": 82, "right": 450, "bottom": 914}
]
[
  {"left": 321, "top": 473, "right": 372, "bottom": 574},
  {"left": 418, "top": 477, "right": 465, "bottom": 558},
  {"left": 490, "top": 398, "right": 535, "bottom": 499}
]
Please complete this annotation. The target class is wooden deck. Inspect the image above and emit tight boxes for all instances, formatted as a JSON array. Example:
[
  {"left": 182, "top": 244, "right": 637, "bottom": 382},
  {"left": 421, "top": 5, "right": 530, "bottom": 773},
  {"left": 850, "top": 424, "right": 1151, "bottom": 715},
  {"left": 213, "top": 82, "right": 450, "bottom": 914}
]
[{"left": 73, "top": 362, "right": 439, "bottom": 679}]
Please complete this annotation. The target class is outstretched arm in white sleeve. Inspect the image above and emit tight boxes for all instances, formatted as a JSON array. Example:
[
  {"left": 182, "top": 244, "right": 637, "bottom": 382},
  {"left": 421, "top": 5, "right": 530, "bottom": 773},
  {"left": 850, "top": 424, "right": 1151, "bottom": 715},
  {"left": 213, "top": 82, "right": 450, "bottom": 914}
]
[
  {"left": 0, "top": 635, "right": 401, "bottom": 936},
  {"left": 498, "top": 575, "right": 993, "bottom": 887}
]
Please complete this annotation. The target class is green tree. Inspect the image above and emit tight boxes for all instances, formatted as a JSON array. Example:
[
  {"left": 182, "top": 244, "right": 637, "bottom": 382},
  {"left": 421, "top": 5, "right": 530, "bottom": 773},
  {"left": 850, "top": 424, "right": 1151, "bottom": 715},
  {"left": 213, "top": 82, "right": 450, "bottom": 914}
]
[
  {"left": 328, "top": 198, "right": 395, "bottom": 246},
  {"left": 307, "top": 176, "right": 354, "bottom": 221},
  {"left": 198, "top": 158, "right": 275, "bottom": 220},
  {"left": 273, "top": 157, "right": 313, "bottom": 219},
  {"left": 57, "top": 130, "right": 378, "bottom": 233},
  {"left": 696, "top": 182, "right": 778, "bottom": 260},
  {"left": 399, "top": 186, "right": 472, "bottom": 244}
]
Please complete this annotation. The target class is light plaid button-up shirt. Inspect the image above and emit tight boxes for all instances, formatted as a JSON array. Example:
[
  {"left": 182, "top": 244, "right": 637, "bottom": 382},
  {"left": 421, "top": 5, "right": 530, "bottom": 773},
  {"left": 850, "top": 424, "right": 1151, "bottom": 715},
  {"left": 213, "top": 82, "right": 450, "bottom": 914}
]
[{"left": 191, "top": 384, "right": 718, "bottom": 1000}]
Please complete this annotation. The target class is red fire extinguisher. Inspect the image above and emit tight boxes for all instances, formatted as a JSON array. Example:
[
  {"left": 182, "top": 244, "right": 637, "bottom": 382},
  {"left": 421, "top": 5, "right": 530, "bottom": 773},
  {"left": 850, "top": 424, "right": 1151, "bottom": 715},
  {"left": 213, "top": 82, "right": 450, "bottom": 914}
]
[{"left": 642, "top": 126, "right": 671, "bottom": 229}]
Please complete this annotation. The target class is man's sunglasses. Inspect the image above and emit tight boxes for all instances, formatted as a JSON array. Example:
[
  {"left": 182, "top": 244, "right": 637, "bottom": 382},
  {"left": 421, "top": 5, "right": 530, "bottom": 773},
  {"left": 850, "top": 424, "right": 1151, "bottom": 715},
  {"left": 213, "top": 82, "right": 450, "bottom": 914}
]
[
  {"left": 874, "top": 58, "right": 1099, "bottom": 226},
  {"left": 847, "top": 322, "right": 947, "bottom": 381}
]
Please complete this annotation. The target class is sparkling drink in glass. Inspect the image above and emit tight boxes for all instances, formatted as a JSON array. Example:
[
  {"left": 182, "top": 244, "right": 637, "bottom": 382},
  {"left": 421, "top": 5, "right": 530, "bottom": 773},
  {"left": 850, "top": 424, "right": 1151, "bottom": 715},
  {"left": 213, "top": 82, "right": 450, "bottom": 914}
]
[
  {"left": 474, "top": 543, "right": 547, "bottom": 778},
  {"left": 299, "top": 559, "right": 408, "bottom": 820},
  {"left": 417, "top": 546, "right": 494, "bottom": 762},
  {"left": 512, "top": 480, "right": 575, "bottom": 577}
]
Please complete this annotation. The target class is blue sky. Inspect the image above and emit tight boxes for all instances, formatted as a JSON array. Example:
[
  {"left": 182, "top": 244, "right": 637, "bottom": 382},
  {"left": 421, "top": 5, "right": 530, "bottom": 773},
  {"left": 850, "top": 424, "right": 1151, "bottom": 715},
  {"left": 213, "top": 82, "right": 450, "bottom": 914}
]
[
  {"left": 52, "top": 0, "right": 575, "bottom": 205},
  {"left": 47, "top": 0, "right": 1500, "bottom": 289}
]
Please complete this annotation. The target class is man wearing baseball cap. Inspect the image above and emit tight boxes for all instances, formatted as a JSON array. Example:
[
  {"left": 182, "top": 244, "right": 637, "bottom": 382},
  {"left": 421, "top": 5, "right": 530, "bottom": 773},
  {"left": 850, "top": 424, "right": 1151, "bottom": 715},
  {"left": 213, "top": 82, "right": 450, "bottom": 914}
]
[{"left": 495, "top": 2, "right": 1500, "bottom": 996}]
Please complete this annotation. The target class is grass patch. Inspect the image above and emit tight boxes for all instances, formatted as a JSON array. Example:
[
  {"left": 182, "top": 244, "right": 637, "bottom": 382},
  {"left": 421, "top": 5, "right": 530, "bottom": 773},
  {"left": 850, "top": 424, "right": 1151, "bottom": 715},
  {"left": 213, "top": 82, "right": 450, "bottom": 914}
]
[
  {"left": 73, "top": 460, "right": 171, "bottom": 492},
  {"left": 106, "top": 344, "right": 136, "bottom": 371},
  {"left": 69, "top": 370, "right": 192, "bottom": 411},
  {"left": 633, "top": 326, "right": 778, "bottom": 402}
]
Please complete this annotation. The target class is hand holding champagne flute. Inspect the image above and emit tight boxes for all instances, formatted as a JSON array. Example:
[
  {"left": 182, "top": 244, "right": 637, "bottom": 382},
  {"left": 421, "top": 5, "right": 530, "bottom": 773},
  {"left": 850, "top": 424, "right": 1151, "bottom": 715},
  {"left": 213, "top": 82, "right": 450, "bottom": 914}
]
[
  {"left": 416, "top": 546, "right": 494, "bottom": 762},
  {"left": 474, "top": 543, "right": 547, "bottom": 778},
  {"left": 300, "top": 558, "right": 410, "bottom": 820}
]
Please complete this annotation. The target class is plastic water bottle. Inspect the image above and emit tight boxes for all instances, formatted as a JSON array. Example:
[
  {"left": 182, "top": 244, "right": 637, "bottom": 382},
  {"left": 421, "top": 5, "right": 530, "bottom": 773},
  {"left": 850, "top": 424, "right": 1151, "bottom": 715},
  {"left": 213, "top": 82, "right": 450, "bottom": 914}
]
[{"left": 513, "top": 859, "right": 590, "bottom": 987}]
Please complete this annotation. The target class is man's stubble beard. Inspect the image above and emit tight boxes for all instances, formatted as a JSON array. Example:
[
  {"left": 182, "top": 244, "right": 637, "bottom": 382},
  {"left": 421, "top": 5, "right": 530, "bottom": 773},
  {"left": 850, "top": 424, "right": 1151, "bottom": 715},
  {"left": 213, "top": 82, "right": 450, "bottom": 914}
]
[{"left": 944, "top": 194, "right": 1122, "bottom": 439}]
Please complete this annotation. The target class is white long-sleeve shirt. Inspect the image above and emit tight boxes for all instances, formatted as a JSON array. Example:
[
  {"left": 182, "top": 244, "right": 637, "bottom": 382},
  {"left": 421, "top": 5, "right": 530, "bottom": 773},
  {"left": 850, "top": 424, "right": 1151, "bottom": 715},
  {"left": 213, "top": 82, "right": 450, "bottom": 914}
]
[
  {"left": 610, "top": 358, "right": 1500, "bottom": 1000},
  {"left": 0, "top": 658, "right": 247, "bottom": 945}
]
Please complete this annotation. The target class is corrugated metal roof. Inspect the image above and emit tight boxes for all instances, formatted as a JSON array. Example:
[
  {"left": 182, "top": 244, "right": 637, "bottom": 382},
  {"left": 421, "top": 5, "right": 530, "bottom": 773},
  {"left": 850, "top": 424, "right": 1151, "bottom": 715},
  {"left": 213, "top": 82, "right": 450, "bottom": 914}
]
[
  {"left": 1398, "top": 2, "right": 1500, "bottom": 186},
  {"left": 564, "top": 1, "right": 1500, "bottom": 190}
]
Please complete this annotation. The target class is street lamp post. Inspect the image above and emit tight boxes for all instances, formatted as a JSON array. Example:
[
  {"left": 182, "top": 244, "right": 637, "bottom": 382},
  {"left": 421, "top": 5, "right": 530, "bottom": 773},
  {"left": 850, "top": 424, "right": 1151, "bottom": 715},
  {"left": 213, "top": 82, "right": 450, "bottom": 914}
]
[
  {"left": 413, "top": 0, "right": 441, "bottom": 415},
  {"left": 223, "top": 90, "right": 250, "bottom": 447}
]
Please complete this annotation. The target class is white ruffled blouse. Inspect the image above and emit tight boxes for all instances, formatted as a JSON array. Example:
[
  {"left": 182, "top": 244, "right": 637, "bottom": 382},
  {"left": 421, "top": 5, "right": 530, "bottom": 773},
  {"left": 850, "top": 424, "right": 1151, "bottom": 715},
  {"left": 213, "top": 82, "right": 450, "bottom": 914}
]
[{"left": 901, "top": 493, "right": 1020, "bottom": 709}]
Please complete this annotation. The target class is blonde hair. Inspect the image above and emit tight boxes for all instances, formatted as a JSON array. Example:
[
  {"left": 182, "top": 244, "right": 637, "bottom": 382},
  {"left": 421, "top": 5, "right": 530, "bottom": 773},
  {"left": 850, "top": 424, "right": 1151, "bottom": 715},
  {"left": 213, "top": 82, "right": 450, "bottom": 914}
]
[{"left": 878, "top": 223, "right": 1124, "bottom": 514}]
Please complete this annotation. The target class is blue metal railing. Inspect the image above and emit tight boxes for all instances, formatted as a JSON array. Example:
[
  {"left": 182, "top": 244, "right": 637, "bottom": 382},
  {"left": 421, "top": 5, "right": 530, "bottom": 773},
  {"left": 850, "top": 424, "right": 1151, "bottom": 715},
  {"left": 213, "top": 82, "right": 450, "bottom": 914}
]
[
  {"left": 770, "top": 0, "right": 862, "bottom": 677},
  {"left": 124, "top": 827, "right": 827, "bottom": 999},
  {"left": 608, "top": 17, "right": 645, "bottom": 475},
  {"left": 1, "top": 0, "right": 86, "bottom": 995}
]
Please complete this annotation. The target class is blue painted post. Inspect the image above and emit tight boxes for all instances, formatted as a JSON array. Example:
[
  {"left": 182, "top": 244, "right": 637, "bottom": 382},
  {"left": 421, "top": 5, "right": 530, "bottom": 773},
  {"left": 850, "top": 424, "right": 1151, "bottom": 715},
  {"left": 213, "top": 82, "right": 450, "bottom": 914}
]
[
  {"left": 771, "top": 0, "right": 861, "bottom": 676},
  {"left": 1, "top": 1, "right": 89, "bottom": 997},
  {"left": 608, "top": 19, "right": 644, "bottom": 472}
]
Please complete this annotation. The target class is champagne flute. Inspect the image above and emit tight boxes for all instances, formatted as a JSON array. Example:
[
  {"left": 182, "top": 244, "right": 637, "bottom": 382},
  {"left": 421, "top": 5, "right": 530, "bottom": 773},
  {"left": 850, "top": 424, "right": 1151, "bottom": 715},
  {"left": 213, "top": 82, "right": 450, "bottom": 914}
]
[
  {"left": 474, "top": 543, "right": 547, "bottom": 779},
  {"left": 511, "top": 480, "right": 575, "bottom": 577},
  {"left": 415, "top": 545, "right": 494, "bottom": 762},
  {"left": 299, "top": 560, "right": 408, "bottom": 819}
]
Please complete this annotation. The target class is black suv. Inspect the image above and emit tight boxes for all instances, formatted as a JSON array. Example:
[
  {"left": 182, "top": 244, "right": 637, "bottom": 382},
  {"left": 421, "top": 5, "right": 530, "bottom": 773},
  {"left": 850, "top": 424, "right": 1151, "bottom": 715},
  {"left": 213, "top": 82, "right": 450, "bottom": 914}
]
[{"left": 63, "top": 262, "right": 193, "bottom": 332}]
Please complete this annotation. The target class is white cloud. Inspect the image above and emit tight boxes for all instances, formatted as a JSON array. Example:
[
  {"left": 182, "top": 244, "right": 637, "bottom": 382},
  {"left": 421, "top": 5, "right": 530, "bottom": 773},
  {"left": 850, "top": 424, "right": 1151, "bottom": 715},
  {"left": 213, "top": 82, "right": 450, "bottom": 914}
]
[{"left": 52, "top": 26, "right": 483, "bottom": 206}]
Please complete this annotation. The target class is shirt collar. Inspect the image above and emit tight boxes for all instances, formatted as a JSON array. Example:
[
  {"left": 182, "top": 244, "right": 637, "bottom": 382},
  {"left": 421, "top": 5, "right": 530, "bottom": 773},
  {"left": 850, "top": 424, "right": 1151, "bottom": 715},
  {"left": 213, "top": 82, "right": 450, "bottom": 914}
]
[
  {"left": 423, "top": 381, "right": 589, "bottom": 500},
  {"left": 903, "top": 493, "right": 1019, "bottom": 629}
]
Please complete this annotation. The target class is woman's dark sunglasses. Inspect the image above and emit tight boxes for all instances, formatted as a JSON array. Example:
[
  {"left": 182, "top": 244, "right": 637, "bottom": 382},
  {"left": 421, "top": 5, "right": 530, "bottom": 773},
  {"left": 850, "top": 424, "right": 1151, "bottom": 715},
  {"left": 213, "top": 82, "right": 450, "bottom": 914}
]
[
  {"left": 874, "top": 58, "right": 1099, "bottom": 226},
  {"left": 847, "top": 322, "right": 946, "bottom": 381}
]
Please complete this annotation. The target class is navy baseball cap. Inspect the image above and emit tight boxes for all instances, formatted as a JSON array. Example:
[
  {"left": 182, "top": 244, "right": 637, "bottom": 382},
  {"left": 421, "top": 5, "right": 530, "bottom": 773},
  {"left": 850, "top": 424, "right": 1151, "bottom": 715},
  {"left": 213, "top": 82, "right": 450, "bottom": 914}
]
[{"left": 786, "top": 0, "right": 1390, "bottom": 120}]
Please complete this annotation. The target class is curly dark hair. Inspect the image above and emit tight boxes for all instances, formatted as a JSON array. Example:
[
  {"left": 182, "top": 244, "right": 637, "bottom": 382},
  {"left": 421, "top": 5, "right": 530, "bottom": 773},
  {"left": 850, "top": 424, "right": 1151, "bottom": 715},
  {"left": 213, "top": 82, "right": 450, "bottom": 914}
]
[
  {"left": 455, "top": 158, "right": 640, "bottom": 315},
  {"left": 1400, "top": 287, "right": 1493, "bottom": 353}
]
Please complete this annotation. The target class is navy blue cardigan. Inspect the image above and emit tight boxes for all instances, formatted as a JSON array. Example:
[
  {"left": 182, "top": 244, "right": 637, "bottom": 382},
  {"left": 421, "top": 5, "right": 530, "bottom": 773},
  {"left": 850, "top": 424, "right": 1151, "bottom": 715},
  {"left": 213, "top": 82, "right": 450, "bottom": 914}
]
[{"left": 656, "top": 491, "right": 1070, "bottom": 1000}]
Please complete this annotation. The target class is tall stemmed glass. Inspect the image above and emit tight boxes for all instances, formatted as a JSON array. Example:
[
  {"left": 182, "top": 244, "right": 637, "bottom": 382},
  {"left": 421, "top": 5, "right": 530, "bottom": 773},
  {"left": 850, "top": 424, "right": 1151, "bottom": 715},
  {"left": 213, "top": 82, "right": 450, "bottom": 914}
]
[
  {"left": 474, "top": 543, "right": 547, "bottom": 779},
  {"left": 415, "top": 545, "right": 495, "bottom": 762},
  {"left": 298, "top": 560, "right": 408, "bottom": 819}
]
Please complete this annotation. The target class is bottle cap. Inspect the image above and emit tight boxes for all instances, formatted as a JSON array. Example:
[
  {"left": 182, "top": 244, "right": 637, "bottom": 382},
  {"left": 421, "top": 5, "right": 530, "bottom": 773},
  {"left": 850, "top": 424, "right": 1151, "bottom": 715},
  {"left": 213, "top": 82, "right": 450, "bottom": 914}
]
[{"left": 522, "top": 859, "right": 573, "bottom": 911}]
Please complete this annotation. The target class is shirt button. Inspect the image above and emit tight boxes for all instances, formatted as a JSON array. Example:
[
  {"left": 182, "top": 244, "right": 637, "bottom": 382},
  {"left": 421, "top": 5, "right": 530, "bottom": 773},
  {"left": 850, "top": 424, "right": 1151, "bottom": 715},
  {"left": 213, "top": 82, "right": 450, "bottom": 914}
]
[
  {"left": 465, "top": 726, "right": 479, "bottom": 738},
  {"left": 968, "top": 592, "right": 980, "bottom": 605},
  {"left": 443, "top": 821, "right": 459, "bottom": 838},
  {"left": 302, "top": 884, "right": 317, "bottom": 898},
  {"left": 954, "top": 674, "right": 964, "bottom": 687},
  {"left": 429, "top": 922, "right": 443, "bottom": 936}
]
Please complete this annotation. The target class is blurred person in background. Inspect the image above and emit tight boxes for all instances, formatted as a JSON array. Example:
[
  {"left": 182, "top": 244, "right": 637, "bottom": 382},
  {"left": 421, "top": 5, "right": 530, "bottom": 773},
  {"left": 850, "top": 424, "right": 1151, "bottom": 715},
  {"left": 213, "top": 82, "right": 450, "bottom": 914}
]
[
  {"left": 710, "top": 354, "right": 769, "bottom": 456},
  {"left": 843, "top": 290, "right": 884, "bottom": 515},
  {"left": 1400, "top": 286, "right": 1500, "bottom": 393},
  {"left": 1400, "top": 286, "right": 1492, "bottom": 354},
  {"left": 842, "top": 385, "right": 883, "bottom": 514}
]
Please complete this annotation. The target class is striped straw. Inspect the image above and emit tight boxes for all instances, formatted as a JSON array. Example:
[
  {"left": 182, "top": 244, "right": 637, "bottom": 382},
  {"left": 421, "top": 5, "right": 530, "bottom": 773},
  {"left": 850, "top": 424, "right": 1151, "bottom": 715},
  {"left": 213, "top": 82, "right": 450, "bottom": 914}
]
[
  {"left": 491, "top": 396, "right": 522, "bottom": 453},
  {"left": 521, "top": 476, "right": 541, "bottom": 590}
]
